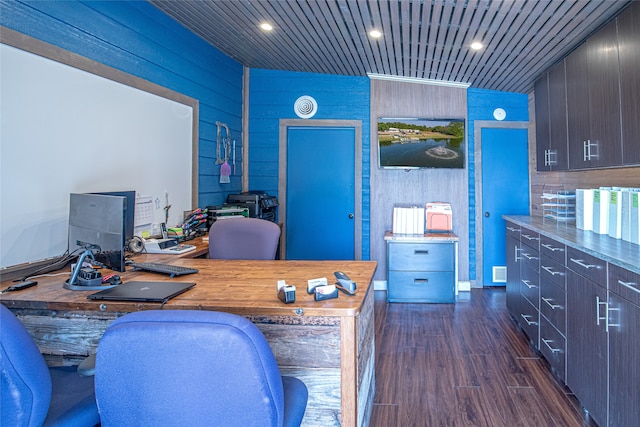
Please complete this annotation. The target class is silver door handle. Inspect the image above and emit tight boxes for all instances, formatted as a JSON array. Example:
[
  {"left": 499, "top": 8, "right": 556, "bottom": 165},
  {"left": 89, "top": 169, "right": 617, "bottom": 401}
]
[{"left": 541, "top": 338, "right": 562, "bottom": 353}]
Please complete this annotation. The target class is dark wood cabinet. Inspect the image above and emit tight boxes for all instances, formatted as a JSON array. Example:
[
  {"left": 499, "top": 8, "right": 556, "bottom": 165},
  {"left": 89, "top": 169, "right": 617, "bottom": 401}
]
[
  {"left": 617, "top": 1, "right": 640, "bottom": 165},
  {"left": 505, "top": 223, "right": 521, "bottom": 318},
  {"left": 567, "top": 19, "right": 622, "bottom": 169},
  {"left": 534, "top": 74, "right": 551, "bottom": 171},
  {"left": 566, "top": 42, "right": 592, "bottom": 170},
  {"left": 566, "top": 268, "right": 608, "bottom": 427},
  {"left": 535, "top": 63, "right": 569, "bottom": 171},
  {"left": 607, "top": 264, "right": 640, "bottom": 426},
  {"left": 537, "top": 4, "right": 639, "bottom": 172}
]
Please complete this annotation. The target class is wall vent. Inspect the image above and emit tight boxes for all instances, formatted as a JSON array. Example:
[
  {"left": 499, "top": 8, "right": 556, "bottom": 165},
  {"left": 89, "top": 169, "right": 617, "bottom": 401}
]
[
  {"left": 293, "top": 95, "right": 317, "bottom": 119},
  {"left": 492, "top": 266, "right": 507, "bottom": 283}
]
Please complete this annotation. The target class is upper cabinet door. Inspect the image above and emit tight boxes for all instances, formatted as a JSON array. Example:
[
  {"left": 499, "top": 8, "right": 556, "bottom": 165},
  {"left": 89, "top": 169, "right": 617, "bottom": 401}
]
[
  {"left": 566, "top": 43, "right": 591, "bottom": 170},
  {"left": 586, "top": 19, "right": 622, "bottom": 168},
  {"left": 547, "top": 62, "right": 569, "bottom": 171},
  {"left": 618, "top": 2, "right": 640, "bottom": 165},
  {"left": 535, "top": 74, "right": 551, "bottom": 172}
]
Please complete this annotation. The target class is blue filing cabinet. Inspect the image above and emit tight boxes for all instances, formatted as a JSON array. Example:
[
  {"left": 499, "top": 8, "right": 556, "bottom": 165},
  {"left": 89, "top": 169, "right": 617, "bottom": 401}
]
[{"left": 385, "top": 232, "right": 458, "bottom": 303}]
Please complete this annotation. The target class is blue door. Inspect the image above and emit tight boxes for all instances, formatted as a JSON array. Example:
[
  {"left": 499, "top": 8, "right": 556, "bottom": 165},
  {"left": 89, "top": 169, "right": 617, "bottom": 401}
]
[
  {"left": 286, "top": 127, "right": 355, "bottom": 260},
  {"left": 481, "top": 128, "right": 529, "bottom": 286}
]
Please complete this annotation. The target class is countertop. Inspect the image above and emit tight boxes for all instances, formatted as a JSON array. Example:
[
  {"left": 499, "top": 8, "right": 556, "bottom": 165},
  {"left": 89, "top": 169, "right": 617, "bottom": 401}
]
[{"left": 503, "top": 215, "right": 640, "bottom": 275}]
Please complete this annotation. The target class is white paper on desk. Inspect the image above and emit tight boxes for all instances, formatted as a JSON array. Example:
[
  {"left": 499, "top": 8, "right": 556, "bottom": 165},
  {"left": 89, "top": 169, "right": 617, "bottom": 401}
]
[
  {"left": 576, "top": 189, "right": 593, "bottom": 231},
  {"left": 593, "top": 189, "right": 610, "bottom": 235}
]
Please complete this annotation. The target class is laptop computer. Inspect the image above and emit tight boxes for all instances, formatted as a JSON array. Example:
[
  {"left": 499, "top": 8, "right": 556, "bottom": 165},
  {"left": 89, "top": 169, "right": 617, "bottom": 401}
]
[{"left": 87, "top": 281, "right": 195, "bottom": 303}]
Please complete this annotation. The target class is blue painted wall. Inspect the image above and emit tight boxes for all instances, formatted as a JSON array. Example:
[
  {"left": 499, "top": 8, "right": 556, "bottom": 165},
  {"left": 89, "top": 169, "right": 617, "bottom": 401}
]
[
  {"left": 248, "top": 69, "right": 371, "bottom": 259},
  {"left": 467, "top": 88, "right": 529, "bottom": 280},
  {"left": 1, "top": 0, "right": 244, "bottom": 208}
]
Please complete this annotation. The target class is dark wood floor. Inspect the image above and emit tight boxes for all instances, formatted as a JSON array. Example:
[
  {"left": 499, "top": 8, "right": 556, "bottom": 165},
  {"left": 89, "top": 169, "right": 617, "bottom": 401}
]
[{"left": 368, "top": 288, "right": 597, "bottom": 427}]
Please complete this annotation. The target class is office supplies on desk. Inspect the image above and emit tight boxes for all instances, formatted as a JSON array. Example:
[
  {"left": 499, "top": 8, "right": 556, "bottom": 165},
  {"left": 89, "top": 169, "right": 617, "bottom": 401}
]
[
  {"left": 144, "top": 238, "right": 196, "bottom": 254},
  {"left": 130, "top": 262, "right": 199, "bottom": 278},
  {"left": 87, "top": 281, "right": 195, "bottom": 303}
]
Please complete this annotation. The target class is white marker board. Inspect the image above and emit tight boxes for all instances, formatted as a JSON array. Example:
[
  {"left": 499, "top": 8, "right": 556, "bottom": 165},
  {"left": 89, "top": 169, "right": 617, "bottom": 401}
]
[{"left": 0, "top": 42, "right": 196, "bottom": 268}]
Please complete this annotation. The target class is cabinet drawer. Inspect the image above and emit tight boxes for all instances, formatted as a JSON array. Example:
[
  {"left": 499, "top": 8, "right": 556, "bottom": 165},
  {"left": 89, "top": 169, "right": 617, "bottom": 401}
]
[
  {"left": 520, "top": 228, "right": 540, "bottom": 251},
  {"left": 519, "top": 297, "right": 539, "bottom": 347},
  {"left": 540, "top": 235, "right": 566, "bottom": 264},
  {"left": 609, "top": 264, "right": 640, "bottom": 306},
  {"left": 387, "top": 271, "right": 454, "bottom": 303},
  {"left": 540, "top": 275, "right": 566, "bottom": 335},
  {"left": 520, "top": 264, "right": 540, "bottom": 309},
  {"left": 520, "top": 244, "right": 539, "bottom": 272},
  {"left": 387, "top": 242, "right": 454, "bottom": 271},
  {"left": 540, "top": 255, "right": 566, "bottom": 290},
  {"left": 566, "top": 247, "right": 606, "bottom": 284},
  {"left": 540, "top": 315, "right": 566, "bottom": 381},
  {"left": 506, "top": 222, "right": 521, "bottom": 240}
]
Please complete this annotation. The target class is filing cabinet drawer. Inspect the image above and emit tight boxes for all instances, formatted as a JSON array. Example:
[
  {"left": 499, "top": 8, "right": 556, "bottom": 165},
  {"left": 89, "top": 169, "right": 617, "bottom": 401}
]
[
  {"left": 506, "top": 221, "right": 521, "bottom": 240},
  {"left": 540, "top": 315, "right": 566, "bottom": 381},
  {"left": 540, "top": 275, "right": 566, "bottom": 335},
  {"left": 540, "top": 235, "right": 566, "bottom": 264},
  {"left": 519, "top": 297, "right": 539, "bottom": 346},
  {"left": 609, "top": 264, "right": 640, "bottom": 306},
  {"left": 540, "top": 255, "right": 566, "bottom": 290},
  {"left": 520, "top": 228, "right": 540, "bottom": 251},
  {"left": 520, "top": 240, "right": 539, "bottom": 272},
  {"left": 566, "top": 247, "right": 606, "bottom": 284},
  {"left": 387, "top": 242, "right": 454, "bottom": 271},
  {"left": 387, "top": 271, "right": 455, "bottom": 303},
  {"left": 520, "top": 264, "right": 540, "bottom": 309}
]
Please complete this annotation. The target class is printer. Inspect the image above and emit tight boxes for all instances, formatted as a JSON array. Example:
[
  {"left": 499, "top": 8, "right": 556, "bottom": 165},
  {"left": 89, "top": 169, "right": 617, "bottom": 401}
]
[{"left": 225, "top": 191, "right": 278, "bottom": 222}]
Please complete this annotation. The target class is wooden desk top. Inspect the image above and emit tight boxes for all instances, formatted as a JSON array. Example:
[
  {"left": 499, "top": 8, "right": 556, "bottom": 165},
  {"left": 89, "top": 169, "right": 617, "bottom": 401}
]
[{"left": 0, "top": 258, "right": 378, "bottom": 318}]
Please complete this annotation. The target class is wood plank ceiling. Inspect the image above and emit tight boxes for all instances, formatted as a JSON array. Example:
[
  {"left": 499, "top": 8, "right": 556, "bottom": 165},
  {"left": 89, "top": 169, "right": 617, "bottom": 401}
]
[{"left": 150, "top": 0, "right": 631, "bottom": 93}]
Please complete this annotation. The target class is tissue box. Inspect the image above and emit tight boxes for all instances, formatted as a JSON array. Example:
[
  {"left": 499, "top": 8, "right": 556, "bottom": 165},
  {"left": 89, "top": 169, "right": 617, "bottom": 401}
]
[{"left": 426, "top": 202, "right": 452, "bottom": 232}]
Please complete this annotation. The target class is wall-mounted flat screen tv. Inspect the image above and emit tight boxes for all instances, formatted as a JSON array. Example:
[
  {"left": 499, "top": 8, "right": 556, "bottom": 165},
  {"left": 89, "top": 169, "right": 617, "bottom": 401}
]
[{"left": 378, "top": 118, "right": 465, "bottom": 169}]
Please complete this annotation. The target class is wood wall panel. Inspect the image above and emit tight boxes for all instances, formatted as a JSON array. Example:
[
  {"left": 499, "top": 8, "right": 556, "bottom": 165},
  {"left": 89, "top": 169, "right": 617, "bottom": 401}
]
[
  {"left": 370, "top": 79, "right": 468, "bottom": 282},
  {"left": 528, "top": 93, "right": 640, "bottom": 217}
]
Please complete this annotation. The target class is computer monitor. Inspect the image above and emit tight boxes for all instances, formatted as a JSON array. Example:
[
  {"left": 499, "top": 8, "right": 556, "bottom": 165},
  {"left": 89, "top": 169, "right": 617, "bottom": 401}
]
[
  {"left": 92, "top": 190, "right": 135, "bottom": 243},
  {"left": 68, "top": 193, "right": 126, "bottom": 272}
]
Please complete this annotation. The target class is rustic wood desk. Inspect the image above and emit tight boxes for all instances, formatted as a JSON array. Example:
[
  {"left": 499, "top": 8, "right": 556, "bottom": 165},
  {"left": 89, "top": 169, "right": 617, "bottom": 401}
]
[{"left": 0, "top": 257, "right": 377, "bottom": 427}]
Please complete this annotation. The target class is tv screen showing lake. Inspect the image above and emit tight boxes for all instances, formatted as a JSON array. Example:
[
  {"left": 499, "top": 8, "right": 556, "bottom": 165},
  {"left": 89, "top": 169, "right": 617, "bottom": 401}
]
[{"left": 378, "top": 118, "right": 465, "bottom": 169}]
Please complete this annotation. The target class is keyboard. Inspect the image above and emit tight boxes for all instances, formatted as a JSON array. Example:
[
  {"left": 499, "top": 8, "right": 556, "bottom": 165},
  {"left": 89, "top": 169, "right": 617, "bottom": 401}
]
[{"left": 130, "top": 262, "right": 199, "bottom": 278}]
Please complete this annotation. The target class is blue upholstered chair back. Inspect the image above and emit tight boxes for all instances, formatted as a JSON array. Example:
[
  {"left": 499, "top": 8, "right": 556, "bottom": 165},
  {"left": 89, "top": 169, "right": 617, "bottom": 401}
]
[
  {"left": 0, "top": 304, "right": 99, "bottom": 427},
  {"left": 208, "top": 217, "right": 281, "bottom": 260},
  {"left": 95, "top": 310, "right": 306, "bottom": 427}
]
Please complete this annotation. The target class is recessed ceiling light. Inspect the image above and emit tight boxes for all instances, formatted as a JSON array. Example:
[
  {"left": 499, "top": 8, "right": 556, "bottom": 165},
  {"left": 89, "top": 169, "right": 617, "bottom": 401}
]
[
  {"left": 470, "top": 41, "right": 483, "bottom": 50},
  {"left": 369, "top": 29, "right": 382, "bottom": 39},
  {"left": 260, "top": 22, "right": 273, "bottom": 31}
]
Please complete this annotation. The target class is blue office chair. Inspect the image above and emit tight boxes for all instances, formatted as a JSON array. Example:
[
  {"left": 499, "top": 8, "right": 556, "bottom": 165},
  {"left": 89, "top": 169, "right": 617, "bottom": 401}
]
[
  {"left": 0, "top": 304, "right": 99, "bottom": 427},
  {"left": 209, "top": 217, "right": 281, "bottom": 260},
  {"left": 94, "top": 310, "right": 307, "bottom": 427}
]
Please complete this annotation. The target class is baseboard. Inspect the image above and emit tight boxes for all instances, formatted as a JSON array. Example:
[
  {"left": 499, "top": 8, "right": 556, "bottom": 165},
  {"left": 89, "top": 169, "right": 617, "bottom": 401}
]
[
  {"left": 458, "top": 281, "right": 471, "bottom": 291},
  {"left": 374, "top": 280, "right": 387, "bottom": 291}
]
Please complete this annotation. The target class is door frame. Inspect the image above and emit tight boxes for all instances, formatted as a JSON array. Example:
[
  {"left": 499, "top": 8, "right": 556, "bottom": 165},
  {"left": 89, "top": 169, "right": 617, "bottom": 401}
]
[
  {"left": 474, "top": 120, "right": 529, "bottom": 286},
  {"left": 279, "top": 119, "right": 362, "bottom": 260}
]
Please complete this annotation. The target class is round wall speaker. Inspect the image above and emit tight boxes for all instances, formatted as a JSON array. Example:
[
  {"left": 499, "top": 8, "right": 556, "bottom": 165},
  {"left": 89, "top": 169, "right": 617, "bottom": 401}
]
[{"left": 294, "top": 95, "right": 318, "bottom": 119}]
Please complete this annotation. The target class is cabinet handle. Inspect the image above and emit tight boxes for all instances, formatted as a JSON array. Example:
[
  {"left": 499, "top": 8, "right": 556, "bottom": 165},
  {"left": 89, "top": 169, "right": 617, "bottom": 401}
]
[
  {"left": 617, "top": 280, "right": 640, "bottom": 294},
  {"left": 521, "top": 279, "right": 537, "bottom": 289},
  {"left": 413, "top": 278, "right": 429, "bottom": 284},
  {"left": 520, "top": 314, "right": 538, "bottom": 326},
  {"left": 583, "top": 140, "right": 588, "bottom": 161},
  {"left": 569, "top": 258, "right": 596, "bottom": 269},
  {"left": 541, "top": 338, "right": 562, "bottom": 353},
  {"left": 541, "top": 243, "right": 563, "bottom": 252},
  {"left": 515, "top": 246, "right": 522, "bottom": 261},
  {"left": 522, "top": 253, "right": 538, "bottom": 260},
  {"left": 542, "top": 297, "right": 562, "bottom": 310},
  {"left": 596, "top": 296, "right": 607, "bottom": 327},
  {"left": 414, "top": 250, "right": 429, "bottom": 255},
  {"left": 607, "top": 305, "right": 620, "bottom": 331},
  {"left": 522, "top": 234, "right": 539, "bottom": 241},
  {"left": 506, "top": 226, "right": 519, "bottom": 232},
  {"left": 541, "top": 265, "right": 562, "bottom": 276}
]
